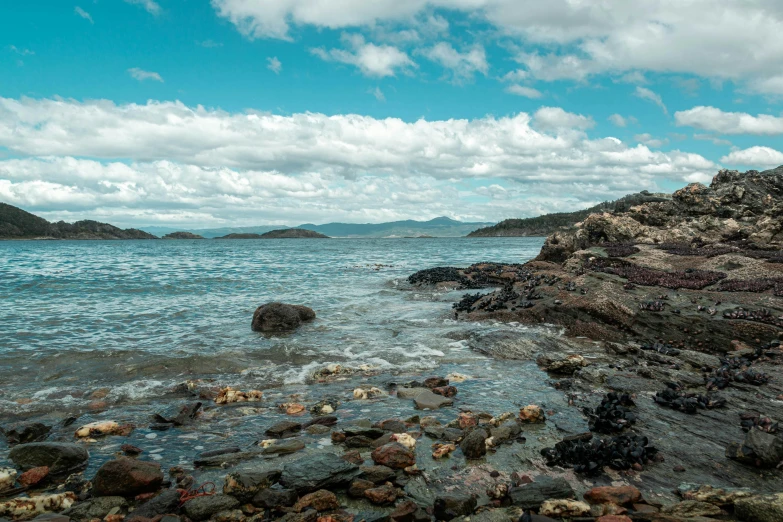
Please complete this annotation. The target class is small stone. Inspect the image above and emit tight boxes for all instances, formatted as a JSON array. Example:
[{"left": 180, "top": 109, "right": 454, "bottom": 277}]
[
  {"left": 661, "top": 500, "right": 722, "bottom": 517},
  {"left": 371, "top": 443, "right": 416, "bottom": 469},
  {"left": 265, "top": 421, "right": 302, "bottom": 439},
  {"left": 92, "top": 458, "right": 163, "bottom": 497},
  {"left": 673, "top": 465, "right": 686, "bottom": 472},
  {"left": 389, "top": 433, "right": 416, "bottom": 449},
  {"left": 342, "top": 450, "right": 364, "bottom": 465},
  {"left": 18, "top": 466, "right": 49, "bottom": 487},
  {"left": 182, "top": 495, "right": 240, "bottom": 521},
  {"left": 252, "top": 487, "right": 298, "bottom": 510},
  {"left": 584, "top": 486, "right": 642, "bottom": 506},
  {"left": 359, "top": 465, "right": 396, "bottom": 484},
  {"left": 539, "top": 499, "right": 591, "bottom": 517},
  {"left": 518, "top": 405, "right": 545, "bottom": 423},
  {"left": 280, "top": 403, "right": 306, "bottom": 415},
  {"left": 432, "top": 443, "right": 456, "bottom": 459},
  {"left": 413, "top": 390, "right": 453, "bottom": 410},
  {"left": 433, "top": 495, "right": 477, "bottom": 521},
  {"left": 353, "top": 387, "right": 385, "bottom": 400},
  {"left": 424, "top": 377, "right": 449, "bottom": 389},
  {"left": 293, "top": 490, "right": 339, "bottom": 513},
  {"left": 74, "top": 421, "right": 133, "bottom": 438},
  {"left": 349, "top": 479, "right": 375, "bottom": 498},
  {"left": 459, "top": 429, "right": 488, "bottom": 460},
  {"left": 121, "top": 444, "right": 143, "bottom": 456},
  {"left": 364, "top": 485, "right": 397, "bottom": 505}
]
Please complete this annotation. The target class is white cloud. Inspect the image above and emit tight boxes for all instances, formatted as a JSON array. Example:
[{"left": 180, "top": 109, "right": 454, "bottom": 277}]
[
  {"left": 721, "top": 146, "right": 783, "bottom": 168},
  {"left": 693, "top": 133, "right": 733, "bottom": 147},
  {"left": 505, "top": 85, "right": 542, "bottom": 98},
  {"left": 267, "top": 56, "right": 282, "bottom": 74},
  {"left": 675, "top": 106, "right": 783, "bottom": 135},
  {"left": 422, "top": 42, "right": 488, "bottom": 82},
  {"left": 634, "top": 133, "right": 668, "bottom": 148},
  {"left": 210, "top": 1, "right": 783, "bottom": 94},
  {"left": 125, "top": 0, "right": 161, "bottom": 16},
  {"left": 74, "top": 6, "right": 94, "bottom": 24},
  {"left": 608, "top": 114, "right": 626, "bottom": 127},
  {"left": 634, "top": 86, "right": 667, "bottom": 114},
  {"left": 369, "top": 87, "right": 386, "bottom": 101},
  {"left": 0, "top": 96, "right": 720, "bottom": 225},
  {"left": 311, "top": 34, "right": 414, "bottom": 77},
  {"left": 128, "top": 68, "right": 164, "bottom": 82},
  {"left": 9, "top": 46, "right": 34, "bottom": 56}
]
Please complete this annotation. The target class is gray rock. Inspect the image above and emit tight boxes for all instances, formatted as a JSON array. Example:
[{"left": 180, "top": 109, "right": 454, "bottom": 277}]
[
  {"left": 735, "top": 492, "right": 783, "bottom": 522},
  {"left": 414, "top": 390, "right": 453, "bottom": 410},
  {"left": 396, "top": 388, "right": 428, "bottom": 400},
  {"left": 343, "top": 426, "right": 385, "bottom": 439},
  {"left": 261, "top": 439, "right": 305, "bottom": 456},
  {"left": 359, "top": 465, "right": 396, "bottom": 484},
  {"left": 182, "top": 495, "right": 240, "bottom": 521},
  {"left": 251, "top": 302, "right": 316, "bottom": 332},
  {"left": 280, "top": 453, "right": 360, "bottom": 493},
  {"left": 31, "top": 515, "right": 70, "bottom": 522},
  {"left": 129, "top": 489, "right": 181, "bottom": 520},
  {"left": 194, "top": 450, "right": 263, "bottom": 467},
  {"left": 153, "top": 402, "right": 202, "bottom": 426},
  {"left": 2, "top": 422, "right": 51, "bottom": 444},
  {"left": 223, "top": 469, "right": 282, "bottom": 503},
  {"left": 252, "top": 487, "right": 298, "bottom": 510},
  {"left": 460, "top": 429, "right": 488, "bottom": 459},
  {"left": 8, "top": 442, "right": 89, "bottom": 475},
  {"left": 433, "top": 495, "right": 477, "bottom": 520},
  {"left": 677, "top": 350, "right": 721, "bottom": 369},
  {"left": 744, "top": 429, "right": 783, "bottom": 467},
  {"left": 92, "top": 458, "right": 163, "bottom": 497},
  {"left": 63, "top": 496, "right": 127, "bottom": 520},
  {"left": 508, "top": 477, "right": 574, "bottom": 509},
  {"left": 265, "top": 421, "right": 302, "bottom": 439}
]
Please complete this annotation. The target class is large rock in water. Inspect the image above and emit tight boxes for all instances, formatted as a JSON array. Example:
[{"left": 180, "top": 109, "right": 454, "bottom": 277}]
[
  {"left": 280, "top": 453, "right": 359, "bottom": 493},
  {"left": 251, "top": 302, "right": 316, "bottom": 332},
  {"left": 92, "top": 458, "right": 163, "bottom": 497},
  {"left": 8, "top": 442, "right": 89, "bottom": 475}
]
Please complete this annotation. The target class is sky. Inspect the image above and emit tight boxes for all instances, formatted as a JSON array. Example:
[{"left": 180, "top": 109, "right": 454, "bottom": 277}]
[{"left": 1, "top": 1, "right": 783, "bottom": 228}]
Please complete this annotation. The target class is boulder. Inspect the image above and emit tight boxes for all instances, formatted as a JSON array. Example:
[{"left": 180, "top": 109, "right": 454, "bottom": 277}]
[
  {"left": 459, "top": 429, "right": 488, "bottom": 459},
  {"left": 128, "top": 489, "right": 181, "bottom": 520},
  {"left": 414, "top": 390, "right": 453, "bottom": 410},
  {"left": 280, "top": 453, "right": 359, "bottom": 493},
  {"left": 252, "top": 303, "right": 316, "bottom": 332},
  {"left": 744, "top": 429, "right": 783, "bottom": 467},
  {"left": 92, "top": 458, "right": 164, "bottom": 497},
  {"left": 252, "top": 487, "right": 298, "bottom": 510},
  {"left": 8, "top": 442, "right": 89, "bottom": 475},
  {"left": 359, "top": 465, "right": 396, "bottom": 484},
  {"left": 62, "top": 496, "right": 127, "bottom": 520},
  {"left": 182, "top": 495, "right": 240, "bottom": 521},
  {"left": 223, "top": 469, "right": 282, "bottom": 503},
  {"left": 293, "top": 490, "right": 339, "bottom": 512},
  {"left": 364, "top": 485, "right": 398, "bottom": 505},
  {"left": 735, "top": 492, "right": 783, "bottom": 522},
  {"left": 371, "top": 443, "right": 416, "bottom": 469},
  {"left": 433, "top": 495, "right": 477, "bottom": 520},
  {"left": 153, "top": 402, "right": 202, "bottom": 426},
  {"left": 2, "top": 422, "right": 51, "bottom": 444},
  {"left": 508, "top": 477, "right": 575, "bottom": 509}
]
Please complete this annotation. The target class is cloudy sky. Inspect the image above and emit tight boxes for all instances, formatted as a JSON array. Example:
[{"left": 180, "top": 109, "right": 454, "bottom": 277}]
[{"left": 2, "top": 1, "right": 783, "bottom": 228}]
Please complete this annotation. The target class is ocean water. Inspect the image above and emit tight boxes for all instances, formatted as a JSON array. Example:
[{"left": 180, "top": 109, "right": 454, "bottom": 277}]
[{"left": 0, "top": 237, "right": 548, "bottom": 414}]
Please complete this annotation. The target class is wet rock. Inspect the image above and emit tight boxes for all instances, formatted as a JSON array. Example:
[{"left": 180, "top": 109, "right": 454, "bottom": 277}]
[
  {"left": 508, "top": 477, "right": 574, "bottom": 509},
  {"left": 92, "top": 458, "right": 164, "bottom": 497},
  {"left": 424, "top": 377, "right": 449, "bottom": 389},
  {"left": 518, "top": 405, "right": 545, "bottom": 423},
  {"left": 18, "top": 466, "right": 49, "bottom": 487},
  {"left": 456, "top": 413, "right": 478, "bottom": 429},
  {"left": 397, "top": 388, "right": 429, "bottom": 400},
  {"left": 432, "top": 443, "right": 456, "bottom": 459},
  {"left": 310, "top": 399, "right": 340, "bottom": 416},
  {"left": 459, "top": 428, "right": 488, "bottom": 459},
  {"left": 260, "top": 439, "right": 305, "bottom": 456},
  {"left": 153, "top": 402, "right": 202, "bottom": 426},
  {"left": 364, "top": 485, "right": 397, "bottom": 505},
  {"left": 538, "top": 354, "right": 588, "bottom": 374},
  {"left": 735, "top": 492, "right": 783, "bottom": 522},
  {"left": 62, "top": 496, "right": 127, "bottom": 520},
  {"left": 661, "top": 500, "right": 722, "bottom": 517},
  {"left": 128, "top": 489, "right": 181, "bottom": 520},
  {"left": 280, "top": 453, "right": 360, "bottom": 493},
  {"left": 223, "top": 469, "right": 282, "bottom": 503},
  {"left": 390, "top": 433, "right": 416, "bottom": 449},
  {"left": 359, "top": 465, "right": 396, "bottom": 484},
  {"left": 265, "top": 421, "right": 303, "bottom": 439},
  {"left": 252, "top": 487, "right": 298, "bottom": 510},
  {"left": 293, "top": 490, "right": 339, "bottom": 512},
  {"left": 182, "top": 495, "right": 240, "bottom": 521},
  {"left": 376, "top": 419, "right": 407, "bottom": 433},
  {"left": 414, "top": 390, "right": 453, "bottom": 410},
  {"left": 0, "top": 469, "right": 16, "bottom": 492},
  {"left": 342, "top": 450, "right": 364, "bottom": 465},
  {"left": 596, "top": 516, "right": 632, "bottom": 522},
  {"left": 584, "top": 486, "right": 642, "bottom": 506},
  {"left": 539, "top": 499, "right": 591, "bottom": 517},
  {"left": 354, "top": 387, "right": 385, "bottom": 400},
  {"left": 349, "top": 479, "right": 376, "bottom": 498},
  {"left": 0, "top": 493, "right": 76, "bottom": 519},
  {"left": 2, "top": 422, "right": 51, "bottom": 444},
  {"left": 741, "top": 429, "right": 783, "bottom": 467},
  {"left": 215, "top": 387, "right": 263, "bottom": 404},
  {"left": 121, "top": 444, "right": 143, "bottom": 456},
  {"left": 345, "top": 436, "right": 375, "bottom": 448},
  {"left": 30, "top": 515, "right": 70, "bottom": 522},
  {"left": 433, "top": 495, "right": 477, "bottom": 520},
  {"left": 8, "top": 442, "right": 89, "bottom": 475},
  {"left": 390, "top": 501, "right": 430, "bottom": 522},
  {"left": 278, "top": 511, "right": 318, "bottom": 522},
  {"left": 344, "top": 426, "right": 386, "bottom": 439},
  {"left": 678, "top": 484, "right": 754, "bottom": 506},
  {"left": 212, "top": 509, "right": 245, "bottom": 522},
  {"left": 306, "top": 425, "right": 332, "bottom": 435},
  {"left": 371, "top": 443, "right": 416, "bottom": 469},
  {"left": 279, "top": 402, "right": 306, "bottom": 415},
  {"left": 251, "top": 302, "right": 316, "bottom": 332},
  {"left": 74, "top": 421, "right": 134, "bottom": 438}
]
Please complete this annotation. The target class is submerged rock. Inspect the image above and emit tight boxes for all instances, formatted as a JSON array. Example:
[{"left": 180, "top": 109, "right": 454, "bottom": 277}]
[
  {"left": 251, "top": 302, "right": 316, "bottom": 332},
  {"left": 8, "top": 442, "right": 89, "bottom": 475},
  {"left": 2, "top": 422, "right": 51, "bottom": 445},
  {"left": 371, "top": 443, "right": 416, "bottom": 469},
  {"left": 280, "top": 453, "right": 359, "bottom": 493},
  {"left": 413, "top": 390, "right": 453, "bottom": 410}
]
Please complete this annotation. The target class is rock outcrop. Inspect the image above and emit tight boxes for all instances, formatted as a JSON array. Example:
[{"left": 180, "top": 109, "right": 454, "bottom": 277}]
[{"left": 251, "top": 302, "right": 316, "bottom": 332}]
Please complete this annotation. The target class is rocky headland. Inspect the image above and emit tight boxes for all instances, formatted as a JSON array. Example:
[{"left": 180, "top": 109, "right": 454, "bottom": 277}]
[
  {"left": 2, "top": 167, "right": 783, "bottom": 522},
  {"left": 215, "top": 230, "right": 329, "bottom": 240},
  {"left": 162, "top": 232, "right": 205, "bottom": 240}
]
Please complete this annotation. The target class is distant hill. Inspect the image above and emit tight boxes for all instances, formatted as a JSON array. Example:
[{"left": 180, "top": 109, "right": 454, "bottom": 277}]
[
  {"left": 0, "top": 203, "right": 158, "bottom": 240},
  {"left": 467, "top": 192, "right": 671, "bottom": 237},
  {"left": 260, "top": 229, "right": 329, "bottom": 239},
  {"left": 143, "top": 216, "right": 493, "bottom": 238},
  {"left": 162, "top": 231, "right": 204, "bottom": 239},
  {"left": 215, "top": 233, "right": 266, "bottom": 239}
]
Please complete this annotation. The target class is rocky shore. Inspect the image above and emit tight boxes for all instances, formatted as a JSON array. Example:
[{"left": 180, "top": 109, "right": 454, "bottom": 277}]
[{"left": 1, "top": 166, "right": 782, "bottom": 522}]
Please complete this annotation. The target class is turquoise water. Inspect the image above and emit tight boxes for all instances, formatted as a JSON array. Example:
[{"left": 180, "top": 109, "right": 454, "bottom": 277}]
[{"left": 0, "top": 237, "right": 546, "bottom": 414}]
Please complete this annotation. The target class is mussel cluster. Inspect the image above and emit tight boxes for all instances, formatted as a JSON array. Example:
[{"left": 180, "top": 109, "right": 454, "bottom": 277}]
[
  {"left": 602, "top": 242, "right": 640, "bottom": 258},
  {"left": 717, "top": 278, "right": 783, "bottom": 294},
  {"left": 723, "top": 308, "right": 783, "bottom": 328},
  {"left": 585, "top": 393, "right": 636, "bottom": 433},
  {"left": 564, "top": 281, "right": 577, "bottom": 292},
  {"left": 740, "top": 413, "right": 779, "bottom": 433},
  {"left": 408, "top": 266, "right": 464, "bottom": 286},
  {"left": 453, "top": 292, "right": 486, "bottom": 313},
  {"left": 641, "top": 341, "right": 680, "bottom": 356},
  {"left": 639, "top": 300, "right": 666, "bottom": 312},
  {"left": 541, "top": 433, "right": 657, "bottom": 476},
  {"left": 706, "top": 357, "right": 772, "bottom": 390},
  {"left": 598, "top": 262, "right": 726, "bottom": 290},
  {"left": 657, "top": 243, "right": 735, "bottom": 258},
  {"left": 653, "top": 386, "right": 726, "bottom": 413}
]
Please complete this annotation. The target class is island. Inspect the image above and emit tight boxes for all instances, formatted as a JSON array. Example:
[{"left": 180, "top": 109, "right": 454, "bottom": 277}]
[
  {"left": 162, "top": 232, "right": 205, "bottom": 240},
  {"left": 215, "top": 228, "right": 330, "bottom": 239}
]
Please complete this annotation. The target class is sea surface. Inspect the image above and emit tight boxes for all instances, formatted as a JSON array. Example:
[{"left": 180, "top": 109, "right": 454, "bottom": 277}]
[{"left": 0, "top": 237, "right": 549, "bottom": 415}]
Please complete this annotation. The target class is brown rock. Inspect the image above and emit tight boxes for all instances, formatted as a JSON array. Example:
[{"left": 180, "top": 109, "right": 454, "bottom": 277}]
[
  {"left": 18, "top": 466, "right": 49, "bottom": 487},
  {"left": 432, "top": 386, "right": 457, "bottom": 398},
  {"left": 293, "top": 490, "right": 339, "bottom": 513},
  {"left": 342, "top": 451, "right": 364, "bottom": 465},
  {"left": 252, "top": 302, "right": 316, "bottom": 332},
  {"left": 518, "top": 405, "right": 545, "bottom": 423},
  {"left": 364, "top": 485, "right": 397, "bottom": 505},
  {"left": 424, "top": 377, "right": 449, "bottom": 389},
  {"left": 92, "top": 458, "right": 164, "bottom": 497},
  {"left": 348, "top": 479, "right": 375, "bottom": 498},
  {"left": 596, "top": 516, "right": 632, "bottom": 522},
  {"left": 371, "top": 443, "right": 415, "bottom": 469},
  {"left": 584, "top": 486, "right": 642, "bottom": 506}
]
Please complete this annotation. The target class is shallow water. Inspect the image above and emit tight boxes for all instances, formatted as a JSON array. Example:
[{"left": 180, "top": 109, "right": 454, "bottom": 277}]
[{"left": 0, "top": 237, "right": 546, "bottom": 413}]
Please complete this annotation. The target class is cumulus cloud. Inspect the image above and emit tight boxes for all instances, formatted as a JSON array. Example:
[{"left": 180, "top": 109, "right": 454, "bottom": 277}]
[
  {"left": 267, "top": 56, "right": 282, "bottom": 74},
  {"left": 422, "top": 43, "right": 488, "bottom": 82},
  {"left": 209, "top": 1, "right": 783, "bottom": 94},
  {"left": 505, "top": 85, "right": 542, "bottom": 98},
  {"left": 634, "top": 133, "right": 668, "bottom": 148},
  {"left": 608, "top": 114, "right": 626, "bottom": 127},
  {"left": 311, "top": 34, "right": 414, "bottom": 77},
  {"left": 721, "top": 147, "right": 783, "bottom": 168},
  {"left": 128, "top": 68, "right": 164, "bottom": 82},
  {"left": 125, "top": 0, "right": 161, "bottom": 16},
  {"left": 675, "top": 106, "right": 783, "bottom": 135},
  {"left": 634, "top": 87, "right": 667, "bottom": 114},
  {"left": 0, "top": 96, "right": 720, "bottom": 225},
  {"left": 74, "top": 6, "right": 94, "bottom": 24}
]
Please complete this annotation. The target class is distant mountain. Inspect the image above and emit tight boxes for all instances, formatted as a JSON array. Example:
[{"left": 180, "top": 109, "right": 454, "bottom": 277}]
[
  {"left": 0, "top": 203, "right": 157, "bottom": 240},
  {"left": 468, "top": 192, "right": 671, "bottom": 237},
  {"left": 162, "top": 231, "right": 204, "bottom": 239},
  {"left": 143, "top": 217, "right": 493, "bottom": 238},
  {"left": 215, "top": 228, "right": 329, "bottom": 239}
]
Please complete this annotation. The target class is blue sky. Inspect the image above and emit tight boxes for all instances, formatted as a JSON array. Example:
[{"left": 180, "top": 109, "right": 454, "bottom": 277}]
[{"left": 1, "top": 0, "right": 782, "bottom": 227}]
